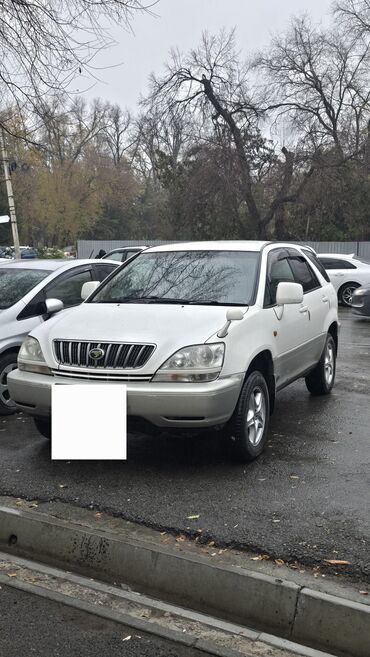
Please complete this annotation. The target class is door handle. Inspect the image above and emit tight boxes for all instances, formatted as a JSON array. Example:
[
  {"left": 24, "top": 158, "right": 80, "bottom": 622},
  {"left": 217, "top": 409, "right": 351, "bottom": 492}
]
[
  {"left": 299, "top": 305, "right": 309, "bottom": 313},
  {"left": 322, "top": 296, "right": 329, "bottom": 303}
]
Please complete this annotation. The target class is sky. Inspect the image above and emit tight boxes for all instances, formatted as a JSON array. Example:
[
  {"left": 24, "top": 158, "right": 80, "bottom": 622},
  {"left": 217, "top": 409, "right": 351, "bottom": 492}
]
[{"left": 75, "top": 0, "right": 333, "bottom": 110}]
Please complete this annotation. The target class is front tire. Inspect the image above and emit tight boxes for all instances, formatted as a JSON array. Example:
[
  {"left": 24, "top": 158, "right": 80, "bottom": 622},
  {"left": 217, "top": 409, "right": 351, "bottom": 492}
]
[
  {"left": 228, "top": 371, "right": 270, "bottom": 462},
  {"left": 305, "top": 334, "right": 336, "bottom": 396},
  {"left": 34, "top": 417, "right": 51, "bottom": 440},
  {"left": 0, "top": 352, "right": 18, "bottom": 416}
]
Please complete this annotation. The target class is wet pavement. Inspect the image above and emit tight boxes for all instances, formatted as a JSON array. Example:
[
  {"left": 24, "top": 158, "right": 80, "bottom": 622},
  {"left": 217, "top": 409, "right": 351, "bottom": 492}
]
[
  {"left": 0, "top": 585, "right": 212, "bottom": 657},
  {"left": 0, "top": 310, "right": 369, "bottom": 582}
]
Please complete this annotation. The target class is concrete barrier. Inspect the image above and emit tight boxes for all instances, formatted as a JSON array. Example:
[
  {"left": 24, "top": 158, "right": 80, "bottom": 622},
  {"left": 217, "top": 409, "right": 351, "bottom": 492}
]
[
  {"left": 293, "top": 588, "right": 370, "bottom": 657},
  {"left": 0, "top": 503, "right": 369, "bottom": 657}
]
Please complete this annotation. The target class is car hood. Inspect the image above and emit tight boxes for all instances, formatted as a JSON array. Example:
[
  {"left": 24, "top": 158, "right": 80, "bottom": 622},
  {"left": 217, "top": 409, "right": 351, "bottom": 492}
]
[{"left": 32, "top": 302, "right": 248, "bottom": 369}]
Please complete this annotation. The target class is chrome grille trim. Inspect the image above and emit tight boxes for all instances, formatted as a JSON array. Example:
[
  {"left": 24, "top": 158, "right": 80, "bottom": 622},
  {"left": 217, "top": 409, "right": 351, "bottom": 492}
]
[
  {"left": 53, "top": 340, "right": 155, "bottom": 370},
  {"left": 51, "top": 369, "right": 152, "bottom": 382}
]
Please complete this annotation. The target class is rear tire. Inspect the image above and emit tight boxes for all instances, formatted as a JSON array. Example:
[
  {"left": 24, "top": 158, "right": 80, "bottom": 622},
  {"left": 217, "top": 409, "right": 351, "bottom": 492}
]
[
  {"left": 338, "top": 282, "right": 360, "bottom": 307},
  {"left": 0, "top": 352, "right": 18, "bottom": 416},
  {"left": 227, "top": 371, "right": 270, "bottom": 462},
  {"left": 34, "top": 417, "right": 51, "bottom": 440},
  {"left": 305, "top": 334, "right": 336, "bottom": 396}
]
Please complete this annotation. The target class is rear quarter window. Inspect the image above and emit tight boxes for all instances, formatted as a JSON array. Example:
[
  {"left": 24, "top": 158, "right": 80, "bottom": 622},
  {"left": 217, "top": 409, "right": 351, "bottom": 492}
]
[{"left": 301, "top": 250, "right": 330, "bottom": 283}]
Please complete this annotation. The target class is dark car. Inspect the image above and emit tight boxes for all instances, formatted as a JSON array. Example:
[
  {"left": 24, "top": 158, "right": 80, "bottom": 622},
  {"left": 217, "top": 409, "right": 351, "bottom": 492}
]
[{"left": 351, "top": 286, "right": 370, "bottom": 317}]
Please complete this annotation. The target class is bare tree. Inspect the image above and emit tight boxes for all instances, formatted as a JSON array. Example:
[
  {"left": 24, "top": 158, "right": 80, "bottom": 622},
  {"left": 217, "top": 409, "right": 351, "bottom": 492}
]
[
  {"left": 144, "top": 30, "right": 309, "bottom": 238},
  {"left": 102, "top": 105, "right": 133, "bottom": 166},
  {"left": 257, "top": 16, "right": 370, "bottom": 160},
  {"left": 0, "top": 0, "right": 157, "bottom": 124},
  {"left": 132, "top": 105, "right": 195, "bottom": 180},
  {"left": 335, "top": 0, "right": 370, "bottom": 35}
]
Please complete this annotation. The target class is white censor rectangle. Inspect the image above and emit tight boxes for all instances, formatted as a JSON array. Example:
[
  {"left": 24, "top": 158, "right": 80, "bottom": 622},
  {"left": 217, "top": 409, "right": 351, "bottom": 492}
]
[{"left": 51, "top": 384, "right": 127, "bottom": 460}]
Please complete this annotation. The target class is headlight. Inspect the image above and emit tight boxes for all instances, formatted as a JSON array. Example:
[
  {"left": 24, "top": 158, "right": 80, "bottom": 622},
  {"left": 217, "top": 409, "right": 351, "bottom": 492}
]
[
  {"left": 153, "top": 343, "right": 225, "bottom": 382},
  {"left": 18, "top": 336, "right": 51, "bottom": 375}
]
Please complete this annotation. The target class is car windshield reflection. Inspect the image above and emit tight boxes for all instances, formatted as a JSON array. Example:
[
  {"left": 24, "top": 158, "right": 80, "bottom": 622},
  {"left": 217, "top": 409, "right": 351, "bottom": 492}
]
[{"left": 90, "top": 250, "right": 259, "bottom": 306}]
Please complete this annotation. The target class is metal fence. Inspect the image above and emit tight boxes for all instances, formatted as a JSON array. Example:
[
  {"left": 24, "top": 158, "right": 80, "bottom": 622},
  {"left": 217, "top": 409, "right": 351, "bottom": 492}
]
[{"left": 77, "top": 239, "right": 370, "bottom": 260}]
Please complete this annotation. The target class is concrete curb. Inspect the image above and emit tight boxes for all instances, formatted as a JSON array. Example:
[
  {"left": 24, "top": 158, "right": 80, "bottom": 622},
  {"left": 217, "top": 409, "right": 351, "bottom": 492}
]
[{"left": 0, "top": 504, "right": 368, "bottom": 657}]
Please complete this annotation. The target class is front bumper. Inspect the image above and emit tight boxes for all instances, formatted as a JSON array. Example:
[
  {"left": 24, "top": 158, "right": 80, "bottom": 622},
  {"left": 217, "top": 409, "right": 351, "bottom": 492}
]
[
  {"left": 8, "top": 369, "right": 243, "bottom": 428},
  {"left": 351, "top": 291, "right": 370, "bottom": 317}
]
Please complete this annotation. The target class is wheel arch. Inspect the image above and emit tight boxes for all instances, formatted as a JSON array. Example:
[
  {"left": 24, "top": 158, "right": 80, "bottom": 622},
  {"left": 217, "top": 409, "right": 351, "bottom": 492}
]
[
  {"left": 0, "top": 346, "right": 20, "bottom": 361},
  {"left": 244, "top": 349, "right": 275, "bottom": 414},
  {"left": 327, "top": 321, "right": 339, "bottom": 354}
]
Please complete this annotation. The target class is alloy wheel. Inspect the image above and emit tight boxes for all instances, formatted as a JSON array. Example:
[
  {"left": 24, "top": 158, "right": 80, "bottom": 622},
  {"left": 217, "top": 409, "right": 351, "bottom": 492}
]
[
  {"left": 0, "top": 363, "right": 17, "bottom": 408},
  {"left": 245, "top": 386, "right": 266, "bottom": 446},
  {"left": 324, "top": 341, "right": 335, "bottom": 387}
]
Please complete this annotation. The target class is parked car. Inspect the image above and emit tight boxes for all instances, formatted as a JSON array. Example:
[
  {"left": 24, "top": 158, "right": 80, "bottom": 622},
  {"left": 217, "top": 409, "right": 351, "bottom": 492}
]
[
  {"left": 0, "top": 246, "right": 38, "bottom": 259},
  {"left": 101, "top": 246, "right": 148, "bottom": 263},
  {"left": 0, "top": 258, "right": 118, "bottom": 415},
  {"left": 351, "top": 286, "right": 370, "bottom": 317},
  {"left": 316, "top": 253, "right": 370, "bottom": 306},
  {"left": 8, "top": 241, "right": 338, "bottom": 461}
]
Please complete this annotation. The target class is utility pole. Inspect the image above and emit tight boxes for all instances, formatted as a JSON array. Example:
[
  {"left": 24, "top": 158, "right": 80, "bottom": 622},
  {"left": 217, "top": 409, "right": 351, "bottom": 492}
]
[{"left": 0, "top": 126, "right": 21, "bottom": 259}]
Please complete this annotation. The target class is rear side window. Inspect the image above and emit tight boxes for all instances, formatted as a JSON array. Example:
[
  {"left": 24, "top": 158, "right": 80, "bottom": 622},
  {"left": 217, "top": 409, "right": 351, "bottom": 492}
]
[
  {"left": 287, "top": 250, "right": 320, "bottom": 293},
  {"left": 319, "top": 257, "right": 357, "bottom": 270},
  {"left": 106, "top": 251, "right": 124, "bottom": 262},
  {"left": 93, "top": 264, "right": 118, "bottom": 281},
  {"left": 301, "top": 249, "right": 330, "bottom": 282}
]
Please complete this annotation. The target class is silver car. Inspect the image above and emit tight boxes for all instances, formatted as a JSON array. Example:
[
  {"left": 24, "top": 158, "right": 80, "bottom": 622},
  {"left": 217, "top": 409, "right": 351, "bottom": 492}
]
[{"left": 0, "top": 258, "right": 118, "bottom": 415}]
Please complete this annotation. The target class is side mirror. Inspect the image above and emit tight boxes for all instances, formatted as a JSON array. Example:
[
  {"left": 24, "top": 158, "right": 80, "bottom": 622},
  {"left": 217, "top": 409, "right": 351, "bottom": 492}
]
[
  {"left": 45, "top": 298, "right": 64, "bottom": 316},
  {"left": 276, "top": 282, "right": 304, "bottom": 306},
  {"left": 218, "top": 308, "right": 244, "bottom": 338},
  {"left": 81, "top": 281, "right": 100, "bottom": 300},
  {"left": 226, "top": 309, "right": 244, "bottom": 321}
]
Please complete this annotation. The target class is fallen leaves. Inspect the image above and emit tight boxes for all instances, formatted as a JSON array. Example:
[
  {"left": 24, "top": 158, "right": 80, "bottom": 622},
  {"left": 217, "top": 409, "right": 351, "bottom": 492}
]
[
  {"left": 187, "top": 514, "right": 200, "bottom": 520},
  {"left": 323, "top": 559, "right": 351, "bottom": 565},
  {"left": 175, "top": 534, "right": 186, "bottom": 543},
  {"left": 251, "top": 554, "right": 270, "bottom": 561}
]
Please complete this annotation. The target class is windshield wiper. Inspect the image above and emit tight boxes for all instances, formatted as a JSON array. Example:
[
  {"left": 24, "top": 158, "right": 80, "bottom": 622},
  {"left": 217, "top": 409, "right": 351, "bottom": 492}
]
[
  {"left": 137, "top": 297, "right": 192, "bottom": 304},
  {"left": 189, "top": 300, "right": 247, "bottom": 306},
  {"left": 96, "top": 296, "right": 192, "bottom": 304}
]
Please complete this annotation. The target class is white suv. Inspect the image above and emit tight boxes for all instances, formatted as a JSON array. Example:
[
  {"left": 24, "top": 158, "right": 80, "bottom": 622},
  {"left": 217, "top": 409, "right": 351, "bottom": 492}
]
[{"left": 8, "top": 242, "right": 338, "bottom": 462}]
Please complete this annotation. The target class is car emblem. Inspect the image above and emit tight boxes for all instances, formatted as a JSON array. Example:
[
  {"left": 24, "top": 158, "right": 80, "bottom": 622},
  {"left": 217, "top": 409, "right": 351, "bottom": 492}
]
[{"left": 89, "top": 348, "right": 105, "bottom": 360}]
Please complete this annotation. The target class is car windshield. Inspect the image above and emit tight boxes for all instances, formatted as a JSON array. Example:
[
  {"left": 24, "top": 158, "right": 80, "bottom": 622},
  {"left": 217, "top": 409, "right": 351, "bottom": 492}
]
[
  {"left": 91, "top": 250, "right": 259, "bottom": 306},
  {"left": 0, "top": 268, "right": 51, "bottom": 309}
]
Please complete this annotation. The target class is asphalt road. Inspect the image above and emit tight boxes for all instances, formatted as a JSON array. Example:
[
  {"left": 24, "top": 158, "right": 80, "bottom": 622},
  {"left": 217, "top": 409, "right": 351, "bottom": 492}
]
[
  {"left": 0, "top": 585, "right": 210, "bottom": 657},
  {"left": 0, "top": 309, "right": 369, "bottom": 581}
]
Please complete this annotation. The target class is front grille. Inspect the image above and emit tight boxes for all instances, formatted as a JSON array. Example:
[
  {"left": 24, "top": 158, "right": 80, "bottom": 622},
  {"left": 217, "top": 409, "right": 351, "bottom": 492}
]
[{"left": 53, "top": 340, "right": 155, "bottom": 369}]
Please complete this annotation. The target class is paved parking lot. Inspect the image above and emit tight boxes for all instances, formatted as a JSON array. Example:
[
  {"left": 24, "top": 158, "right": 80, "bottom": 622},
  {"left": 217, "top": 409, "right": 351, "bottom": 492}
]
[{"left": 1, "top": 310, "right": 369, "bottom": 581}]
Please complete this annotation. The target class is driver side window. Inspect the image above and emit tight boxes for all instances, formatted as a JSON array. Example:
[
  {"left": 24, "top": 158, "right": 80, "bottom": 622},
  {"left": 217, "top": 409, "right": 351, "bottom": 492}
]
[
  {"left": 264, "top": 249, "right": 295, "bottom": 306},
  {"left": 45, "top": 269, "right": 92, "bottom": 308}
]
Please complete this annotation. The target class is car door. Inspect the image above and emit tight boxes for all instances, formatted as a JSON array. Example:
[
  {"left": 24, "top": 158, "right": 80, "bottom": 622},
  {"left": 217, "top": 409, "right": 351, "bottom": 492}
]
[
  {"left": 286, "top": 249, "right": 327, "bottom": 368},
  {"left": 263, "top": 248, "right": 314, "bottom": 389}
]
